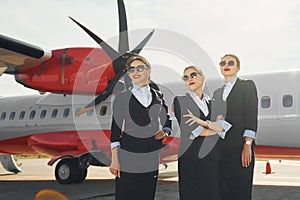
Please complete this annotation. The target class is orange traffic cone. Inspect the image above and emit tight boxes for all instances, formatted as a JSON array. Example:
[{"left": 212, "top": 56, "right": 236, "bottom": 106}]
[{"left": 265, "top": 161, "right": 272, "bottom": 174}]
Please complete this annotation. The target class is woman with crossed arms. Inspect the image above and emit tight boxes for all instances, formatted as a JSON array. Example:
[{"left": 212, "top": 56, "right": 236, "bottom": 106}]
[{"left": 173, "top": 65, "right": 231, "bottom": 200}]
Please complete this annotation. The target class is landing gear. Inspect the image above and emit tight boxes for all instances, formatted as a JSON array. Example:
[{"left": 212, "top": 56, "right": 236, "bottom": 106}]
[
  {"left": 53, "top": 151, "right": 109, "bottom": 184},
  {"left": 55, "top": 158, "right": 87, "bottom": 184}
]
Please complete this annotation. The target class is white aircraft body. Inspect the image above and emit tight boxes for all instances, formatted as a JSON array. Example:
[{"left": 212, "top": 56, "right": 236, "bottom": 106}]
[{"left": 1, "top": 70, "right": 300, "bottom": 183}]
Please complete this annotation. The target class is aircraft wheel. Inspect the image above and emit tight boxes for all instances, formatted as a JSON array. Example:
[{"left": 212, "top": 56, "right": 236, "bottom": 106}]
[{"left": 55, "top": 158, "right": 80, "bottom": 184}]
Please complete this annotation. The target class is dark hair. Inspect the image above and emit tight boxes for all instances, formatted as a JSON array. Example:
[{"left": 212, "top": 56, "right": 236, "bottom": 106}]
[{"left": 221, "top": 54, "right": 240, "bottom": 67}]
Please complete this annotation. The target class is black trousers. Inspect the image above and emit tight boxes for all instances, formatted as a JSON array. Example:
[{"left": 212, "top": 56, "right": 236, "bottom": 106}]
[
  {"left": 219, "top": 153, "right": 255, "bottom": 200},
  {"left": 115, "top": 170, "right": 158, "bottom": 200},
  {"left": 178, "top": 156, "right": 221, "bottom": 200}
]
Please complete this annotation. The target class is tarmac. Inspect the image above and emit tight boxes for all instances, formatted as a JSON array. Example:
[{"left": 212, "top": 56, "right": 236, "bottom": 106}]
[{"left": 0, "top": 159, "right": 300, "bottom": 200}]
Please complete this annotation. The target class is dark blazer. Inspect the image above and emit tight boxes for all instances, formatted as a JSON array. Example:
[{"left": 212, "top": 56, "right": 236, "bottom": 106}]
[
  {"left": 212, "top": 78, "right": 258, "bottom": 159},
  {"left": 111, "top": 88, "right": 172, "bottom": 153},
  {"left": 173, "top": 93, "right": 221, "bottom": 160}
]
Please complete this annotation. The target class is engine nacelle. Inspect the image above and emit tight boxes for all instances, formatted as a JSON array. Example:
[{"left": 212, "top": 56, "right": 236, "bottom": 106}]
[{"left": 15, "top": 47, "right": 116, "bottom": 95}]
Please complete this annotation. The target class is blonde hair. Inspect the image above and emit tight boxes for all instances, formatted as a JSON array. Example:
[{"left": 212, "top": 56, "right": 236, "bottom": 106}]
[
  {"left": 125, "top": 55, "right": 151, "bottom": 70},
  {"left": 183, "top": 65, "right": 203, "bottom": 75}
]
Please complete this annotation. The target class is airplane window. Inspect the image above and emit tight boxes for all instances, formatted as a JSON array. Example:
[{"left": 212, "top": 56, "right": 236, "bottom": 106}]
[
  {"left": 40, "top": 110, "right": 47, "bottom": 119},
  {"left": 100, "top": 106, "right": 107, "bottom": 116},
  {"left": 9, "top": 112, "right": 16, "bottom": 120},
  {"left": 87, "top": 108, "right": 94, "bottom": 116},
  {"left": 75, "top": 108, "right": 81, "bottom": 117},
  {"left": 19, "top": 111, "right": 25, "bottom": 120},
  {"left": 261, "top": 96, "right": 271, "bottom": 109},
  {"left": 52, "top": 109, "right": 58, "bottom": 118},
  {"left": 0, "top": 112, "right": 6, "bottom": 121},
  {"left": 63, "top": 108, "right": 70, "bottom": 118},
  {"left": 283, "top": 95, "right": 293, "bottom": 108},
  {"left": 30, "top": 110, "right": 36, "bottom": 120}
]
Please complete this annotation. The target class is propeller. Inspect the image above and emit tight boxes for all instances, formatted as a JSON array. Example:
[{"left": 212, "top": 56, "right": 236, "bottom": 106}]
[{"left": 71, "top": 0, "right": 154, "bottom": 115}]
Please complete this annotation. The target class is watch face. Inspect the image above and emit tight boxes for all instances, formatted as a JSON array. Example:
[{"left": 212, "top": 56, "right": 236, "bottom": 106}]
[{"left": 245, "top": 140, "right": 251, "bottom": 145}]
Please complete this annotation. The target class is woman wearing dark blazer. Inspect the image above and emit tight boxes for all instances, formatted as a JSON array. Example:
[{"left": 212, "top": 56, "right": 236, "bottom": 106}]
[
  {"left": 213, "top": 54, "right": 258, "bottom": 200},
  {"left": 109, "top": 55, "right": 172, "bottom": 200},
  {"left": 173, "top": 66, "right": 231, "bottom": 200}
]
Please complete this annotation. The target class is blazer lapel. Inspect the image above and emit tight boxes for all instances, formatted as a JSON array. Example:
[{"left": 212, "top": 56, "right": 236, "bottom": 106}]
[
  {"left": 226, "top": 78, "right": 242, "bottom": 102},
  {"left": 186, "top": 93, "right": 206, "bottom": 117}
]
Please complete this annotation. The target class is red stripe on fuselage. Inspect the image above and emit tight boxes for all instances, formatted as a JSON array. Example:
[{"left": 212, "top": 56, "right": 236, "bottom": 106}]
[
  {"left": 255, "top": 145, "right": 300, "bottom": 160},
  {"left": 0, "top": 130, "right": 181, "bottom": 164}
]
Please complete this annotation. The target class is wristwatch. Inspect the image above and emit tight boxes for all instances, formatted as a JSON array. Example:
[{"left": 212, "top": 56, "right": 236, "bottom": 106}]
[
  {"left": 245, "top": 140, "right": 252, "bottom": 146},
  {"left": 163, "top": 130, "right": 169, "bottom": 137}
]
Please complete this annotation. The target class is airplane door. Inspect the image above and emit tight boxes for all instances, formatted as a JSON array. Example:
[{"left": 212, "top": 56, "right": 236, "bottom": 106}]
[{"left": 277, "top": 90, "right": 297, "bottom": 121}]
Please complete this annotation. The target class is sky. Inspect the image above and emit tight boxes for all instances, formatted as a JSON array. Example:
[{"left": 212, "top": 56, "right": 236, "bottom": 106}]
[{"left": 1, "top": 0, "right": 300, "bottom": 96}]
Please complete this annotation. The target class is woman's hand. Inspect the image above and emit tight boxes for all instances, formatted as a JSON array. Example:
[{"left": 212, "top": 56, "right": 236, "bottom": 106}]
[
  {"left": 109, "top": 147, "right": 120, "bottom": 178},
  {"left": 109, "top": 160, "right": 120, "bottom": 178},
  {"left": 183, "top": 109, "right": 206, "bottom": 126},
  {"left": 216, "top": 114, "right": 224, "bottom": 120},
  {"left": 241, "top": 145, "right": 252, "bottom": 168},
  {"left": 155, "top": 130, "right": 168, "bottom": 143}
]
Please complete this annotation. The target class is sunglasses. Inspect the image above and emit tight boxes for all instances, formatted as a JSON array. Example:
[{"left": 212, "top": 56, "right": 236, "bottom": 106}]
[
  {"left": 182, "top": 72, "right": 201, "bottom": 81},
  {"left": 219, "top": 60, "right": 236, "bottom": 67},
  {"left": 127, "top": 65, "right": 149, "bottom": 74}
]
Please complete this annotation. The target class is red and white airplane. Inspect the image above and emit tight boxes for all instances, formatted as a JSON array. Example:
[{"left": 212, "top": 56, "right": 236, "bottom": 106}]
[{"left": 1, "top": 0, "right": 300, "bottom": 184}]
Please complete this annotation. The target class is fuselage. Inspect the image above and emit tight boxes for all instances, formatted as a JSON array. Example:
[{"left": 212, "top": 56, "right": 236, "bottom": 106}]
[{"left": 0, "top": 70, "right": 300, "bottom": 161}]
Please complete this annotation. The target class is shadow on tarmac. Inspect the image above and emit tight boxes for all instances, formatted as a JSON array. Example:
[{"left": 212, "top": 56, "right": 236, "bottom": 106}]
[{"left": 1, "top": 179, "right": 300, "bottom": 200}]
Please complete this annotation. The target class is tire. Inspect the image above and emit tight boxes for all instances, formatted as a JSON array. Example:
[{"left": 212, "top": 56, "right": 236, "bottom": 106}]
[
  {"left": 75, "top": 168, "right": 88, "bottom": 183},
  {"left": 55, "top": 158, "right": 80, "bottom": 184}
]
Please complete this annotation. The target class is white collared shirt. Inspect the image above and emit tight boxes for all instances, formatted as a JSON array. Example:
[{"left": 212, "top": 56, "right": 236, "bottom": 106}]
[
  {"left": 222, "top": 77, "right": 238, "bottom": 101},
  {"left": 188, "top": 91, "right": 209, "bottom": 117},
  {"left": 131, "top": 84, "right": 152, "bottom": 107},
  {"left": 187, "top": 91, "right": 209, "bottom": 140},
  {"left": 187, "top": 91, "right": 232, "bottom": 140}
]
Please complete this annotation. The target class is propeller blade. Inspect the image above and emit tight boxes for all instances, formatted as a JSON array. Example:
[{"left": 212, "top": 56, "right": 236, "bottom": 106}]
[
  {"left": 117, "top": 0, "right": 129, "bottom": 54},
  {"left": 69, "top": 16, "right": 120, "bottom": 60},
  {"left": 131, "top": 29, "right": 155, "bottom": 54},
  {"left": 75, "top": 1, "right": 156, "bottom": 115}
]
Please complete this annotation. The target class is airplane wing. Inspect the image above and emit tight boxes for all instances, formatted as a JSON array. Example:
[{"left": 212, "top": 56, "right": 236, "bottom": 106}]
[{"left": 0, "top": 34, "right": 52, "bottom": 75}]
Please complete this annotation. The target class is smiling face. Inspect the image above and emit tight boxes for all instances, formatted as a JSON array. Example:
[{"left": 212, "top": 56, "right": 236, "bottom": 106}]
[
  {"left": 219, "top": 55, "right": 240, "bottom": 80},
  {"left": 127, "top": 60, "right": 151, "bottom": 87},
  {"left": 183, "top": 67, "right": 205, "bottom": 93}
]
